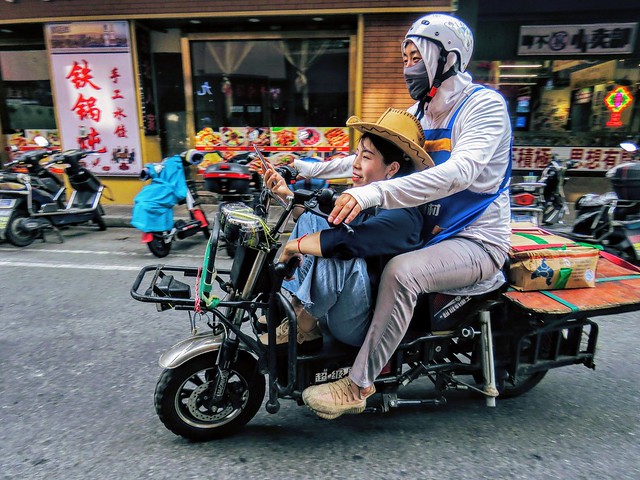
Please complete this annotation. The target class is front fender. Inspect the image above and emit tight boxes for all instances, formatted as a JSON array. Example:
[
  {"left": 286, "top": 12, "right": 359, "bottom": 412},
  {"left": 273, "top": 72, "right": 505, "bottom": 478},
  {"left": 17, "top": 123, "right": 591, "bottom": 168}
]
[{"left": 159, "top": 333, "right": 224, "bottom": 369}]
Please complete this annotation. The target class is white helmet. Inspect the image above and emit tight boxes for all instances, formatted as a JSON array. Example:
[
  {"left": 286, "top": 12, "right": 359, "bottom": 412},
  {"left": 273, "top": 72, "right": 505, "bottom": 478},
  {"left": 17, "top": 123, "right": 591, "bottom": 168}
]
[{"left": 405, "top": 14, "right": 474, "bottom": 72}]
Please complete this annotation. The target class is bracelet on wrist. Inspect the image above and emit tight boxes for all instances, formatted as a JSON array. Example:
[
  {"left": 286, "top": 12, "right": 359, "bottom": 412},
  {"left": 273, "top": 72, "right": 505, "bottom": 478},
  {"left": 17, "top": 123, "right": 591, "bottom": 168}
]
[{"left": 297, "top": 233, "right": 308, "bottom": 254}]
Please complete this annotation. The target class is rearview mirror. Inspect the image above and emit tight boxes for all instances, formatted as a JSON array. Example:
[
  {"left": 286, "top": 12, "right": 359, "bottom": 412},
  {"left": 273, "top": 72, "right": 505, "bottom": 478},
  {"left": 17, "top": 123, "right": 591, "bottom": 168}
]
[{"left": 33, "top": 135, "right": 50, "bottom": 148}]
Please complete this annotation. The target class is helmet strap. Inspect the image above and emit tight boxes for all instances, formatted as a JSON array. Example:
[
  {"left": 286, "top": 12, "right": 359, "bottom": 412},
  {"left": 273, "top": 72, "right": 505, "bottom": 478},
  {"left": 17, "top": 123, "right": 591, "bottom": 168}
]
[{"left": 415, "top": 48, "right": 458, "bottom": 120}]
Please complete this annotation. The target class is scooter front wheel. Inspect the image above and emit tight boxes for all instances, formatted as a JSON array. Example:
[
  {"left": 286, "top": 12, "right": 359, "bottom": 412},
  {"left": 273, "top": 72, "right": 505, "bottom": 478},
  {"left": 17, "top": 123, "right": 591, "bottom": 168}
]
[
  {"left": 6, "top": 210, "right": 39, "bottom": 247},
  {"left": 147, "top": 233, "right": 171, "bottom": 257},
  {"left": 154, "top": 351, "right": 265, "bottom": 441}
]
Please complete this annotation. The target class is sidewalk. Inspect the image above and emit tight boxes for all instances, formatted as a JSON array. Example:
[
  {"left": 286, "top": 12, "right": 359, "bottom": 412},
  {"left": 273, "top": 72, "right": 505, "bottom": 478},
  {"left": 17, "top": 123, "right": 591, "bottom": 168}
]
[{"left": 101, "top": 203, "right": 220, "bottom": 228}]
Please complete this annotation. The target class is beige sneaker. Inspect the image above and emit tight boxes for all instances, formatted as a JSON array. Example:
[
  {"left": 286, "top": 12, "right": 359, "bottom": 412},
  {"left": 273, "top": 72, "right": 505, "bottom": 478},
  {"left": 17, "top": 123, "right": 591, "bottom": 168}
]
[
  {"left": 258, "top": 320, "right": 322, "bottom": 352},
  {"left": 302, "top": 376, "right": 376, "bottom": 420}
]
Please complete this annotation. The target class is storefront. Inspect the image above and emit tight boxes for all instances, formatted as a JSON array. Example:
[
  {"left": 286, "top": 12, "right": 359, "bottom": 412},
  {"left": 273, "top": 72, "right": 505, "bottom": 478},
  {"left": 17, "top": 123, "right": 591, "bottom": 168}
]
[
  {"left": 0, "top": 1, "right": 454, "bottom": 203},
  {"left": 470, "top": 18, "right": 640, "bottom": 178}
]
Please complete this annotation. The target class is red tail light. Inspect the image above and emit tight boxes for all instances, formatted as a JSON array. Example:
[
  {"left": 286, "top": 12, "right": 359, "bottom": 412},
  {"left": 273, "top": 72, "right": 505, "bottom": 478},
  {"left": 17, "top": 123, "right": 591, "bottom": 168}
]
[
  {"left": 219, "top": 163, "right": 230, "bottom": 170},
  {"left": 141, "top": 232, "right": 153, "bottom": 243},
  {"left": 513, "top": 193, "right": 537, "bottom": 206}
]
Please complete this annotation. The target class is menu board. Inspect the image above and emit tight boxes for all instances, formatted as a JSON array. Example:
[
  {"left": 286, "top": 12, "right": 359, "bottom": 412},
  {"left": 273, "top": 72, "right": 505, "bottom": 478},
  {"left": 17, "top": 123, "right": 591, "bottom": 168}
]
[
  {"left": 195, "top": 126, "right": 350, "bottom": 152},
  {"left": 45, "top": 21, "right": 143, "bottom": 176}
]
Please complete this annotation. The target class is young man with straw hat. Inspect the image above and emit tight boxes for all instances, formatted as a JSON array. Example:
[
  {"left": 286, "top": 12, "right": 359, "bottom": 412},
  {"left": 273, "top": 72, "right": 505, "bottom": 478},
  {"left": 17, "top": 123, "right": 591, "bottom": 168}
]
[
  {"left": 297, "top": 13, "right": 512, "bottom": 419},
  {"left": 261, "top": 108, "right": 431, "bottom": 350}
]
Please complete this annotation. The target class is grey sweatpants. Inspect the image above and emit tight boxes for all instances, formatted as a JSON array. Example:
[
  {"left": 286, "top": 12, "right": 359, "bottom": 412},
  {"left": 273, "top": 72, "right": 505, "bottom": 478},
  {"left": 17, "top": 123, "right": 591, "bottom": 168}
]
[{"left": 349, "top": 237, "right": 505, "bottom": 388}]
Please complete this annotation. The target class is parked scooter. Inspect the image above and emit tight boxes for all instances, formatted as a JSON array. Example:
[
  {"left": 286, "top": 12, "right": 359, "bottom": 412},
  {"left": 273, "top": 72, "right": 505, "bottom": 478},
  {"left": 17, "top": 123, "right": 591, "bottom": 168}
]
[
  {"left": 0, "top": 136, "right": 107, "bottom": 246},
  {"left": 131, "top": 156, "right": 640, "bottom": 442},
  {"left": 132, "top": 150, "right": 210, "bottom": 258},
  {"left": 510, "top": 155, "right": 579, "bottom": 226},
  {"left": 552, "top": 142, "right": 640, "bottom": 265},
  {"left": 203, "top": 152, "right": 262, "bottom": 205}
]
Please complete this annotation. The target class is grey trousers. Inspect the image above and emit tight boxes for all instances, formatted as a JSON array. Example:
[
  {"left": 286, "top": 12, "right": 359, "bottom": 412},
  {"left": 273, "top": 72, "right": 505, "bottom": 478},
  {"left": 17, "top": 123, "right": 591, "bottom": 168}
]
[{"left": 349, "top": 237, "right": 505, "bottom": 388}]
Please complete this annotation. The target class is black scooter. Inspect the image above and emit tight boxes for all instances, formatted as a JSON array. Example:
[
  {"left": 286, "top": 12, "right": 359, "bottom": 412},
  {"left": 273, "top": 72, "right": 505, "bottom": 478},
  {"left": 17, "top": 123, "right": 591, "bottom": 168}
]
[
  {"left": 130, "top": 159, "right": 640, "bottom": 442},
  {"left": 510, "top": 156, "right": 579, "bottom": 226},
  {"left": 0, "top": 137, "right": 107, "bottom": 246},
  {"left": 553, "top": 142, "right": 640, "bottom": 265}
]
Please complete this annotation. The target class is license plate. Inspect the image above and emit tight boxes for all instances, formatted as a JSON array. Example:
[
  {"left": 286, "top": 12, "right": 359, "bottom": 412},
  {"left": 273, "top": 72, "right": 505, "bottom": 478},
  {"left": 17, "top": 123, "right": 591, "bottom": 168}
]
[
  {"left": 512, "top": 213, "right": 538, "bottom": 225},
  {"left": 0, "top": 198, "right": 16, "bottom": 209}
]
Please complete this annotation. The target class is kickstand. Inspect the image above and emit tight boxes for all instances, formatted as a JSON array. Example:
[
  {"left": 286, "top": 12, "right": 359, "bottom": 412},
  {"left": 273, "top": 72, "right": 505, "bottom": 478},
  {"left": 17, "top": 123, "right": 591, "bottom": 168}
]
[{"left": 42, "top": 225, "right": 64, "bottom": 244}]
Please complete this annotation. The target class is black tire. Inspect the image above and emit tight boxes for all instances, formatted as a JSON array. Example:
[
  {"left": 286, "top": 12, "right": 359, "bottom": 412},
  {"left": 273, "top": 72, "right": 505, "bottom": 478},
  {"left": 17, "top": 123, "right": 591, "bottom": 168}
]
[
  {"left": 93, "top": 213, "right": 107, "bottom": 231},
  {"left": 154, "top": 351, "right": 265, "bottom": 441},
  {"left": 6, "top": 210, "right": 38, "bottom": 247},
  {"left": 147, "top": 234, "right": 171, "bottom": 257},
  {"left": 500, "top": 371, "right": 547, "bottom": 398}
]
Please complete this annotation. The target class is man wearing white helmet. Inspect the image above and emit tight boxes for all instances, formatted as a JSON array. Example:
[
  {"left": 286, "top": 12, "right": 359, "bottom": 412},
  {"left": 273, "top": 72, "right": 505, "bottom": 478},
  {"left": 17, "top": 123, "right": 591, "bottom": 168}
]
[{"left": 298, "top": 13, "right": 513, "bottom": 420}]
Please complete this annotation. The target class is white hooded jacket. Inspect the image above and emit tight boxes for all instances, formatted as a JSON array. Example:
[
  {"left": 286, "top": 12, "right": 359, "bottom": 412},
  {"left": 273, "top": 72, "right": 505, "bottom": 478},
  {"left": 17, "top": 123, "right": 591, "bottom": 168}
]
[{"left": 295, "top": 38, "right": 512, "bottom": 294}]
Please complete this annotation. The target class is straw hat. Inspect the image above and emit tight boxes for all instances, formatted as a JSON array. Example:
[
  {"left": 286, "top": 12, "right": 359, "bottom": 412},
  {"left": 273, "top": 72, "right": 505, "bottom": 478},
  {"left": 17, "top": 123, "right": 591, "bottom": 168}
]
[{"left": 346, "top": 108, "right": 434, "bottom": 171}]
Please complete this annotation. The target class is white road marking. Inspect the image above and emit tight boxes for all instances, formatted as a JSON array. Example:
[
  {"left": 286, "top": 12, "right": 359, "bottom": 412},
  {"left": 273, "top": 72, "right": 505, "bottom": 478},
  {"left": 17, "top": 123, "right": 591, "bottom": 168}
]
[
  {"left": 0, "top": 260, "right": 142, "bottom": 271},
  {"left": 0, "top": 246, "right": 203, "bottom": 259}
]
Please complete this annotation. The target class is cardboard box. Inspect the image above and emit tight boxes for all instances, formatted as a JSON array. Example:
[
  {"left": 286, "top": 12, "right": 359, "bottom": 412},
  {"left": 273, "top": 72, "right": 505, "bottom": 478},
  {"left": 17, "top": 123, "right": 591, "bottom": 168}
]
[
  {"left": 511, "top": 228, "right": 577, "bottom": 252},
  {"left": 509, "top": 246, "right": 599, "bottom": 291}
]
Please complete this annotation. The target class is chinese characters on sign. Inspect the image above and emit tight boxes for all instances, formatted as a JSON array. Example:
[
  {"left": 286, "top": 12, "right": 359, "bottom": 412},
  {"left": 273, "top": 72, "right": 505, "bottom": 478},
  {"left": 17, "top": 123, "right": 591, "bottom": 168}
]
[
  {"left": 45, "top": 21, "right": 142, "bottom": 176},
  {"left": 518, "top": 23, "right": 638, "bottom": 55},
  {"left": 512, "top": 146, "right": 636, "bottom": 172}
]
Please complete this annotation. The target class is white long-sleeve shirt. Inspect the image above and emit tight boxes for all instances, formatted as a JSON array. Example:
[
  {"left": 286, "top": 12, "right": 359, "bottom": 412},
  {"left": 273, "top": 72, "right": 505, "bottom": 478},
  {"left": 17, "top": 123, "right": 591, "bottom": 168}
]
[{"left": 295, "top": 83, "right": 512, "bottom": 294}]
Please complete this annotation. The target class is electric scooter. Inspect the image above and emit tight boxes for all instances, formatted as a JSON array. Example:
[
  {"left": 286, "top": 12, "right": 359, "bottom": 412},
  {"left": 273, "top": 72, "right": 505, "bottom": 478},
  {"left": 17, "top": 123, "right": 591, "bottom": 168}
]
[
  {"left": 0, "top": 136, "right": 107, "bottom": 246},
  {"left": 131, "top": 154, "right": 640, "bottom": 442},
  {"left": 132, "top": 150, "right": 210, "bottom": 258},
  {"left": 547, "top": 142, "right": 640, "bottom": 265}
]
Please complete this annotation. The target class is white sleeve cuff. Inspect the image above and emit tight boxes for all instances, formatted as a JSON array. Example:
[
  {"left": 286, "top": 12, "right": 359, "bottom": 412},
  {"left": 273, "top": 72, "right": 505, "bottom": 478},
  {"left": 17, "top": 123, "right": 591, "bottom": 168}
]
[{"left": 344, "top": 184, "right": 383, "bottom": 210}]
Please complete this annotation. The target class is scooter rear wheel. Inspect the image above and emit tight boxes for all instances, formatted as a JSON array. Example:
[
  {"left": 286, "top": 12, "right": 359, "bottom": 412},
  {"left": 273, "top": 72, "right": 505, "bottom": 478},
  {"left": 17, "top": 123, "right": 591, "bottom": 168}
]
[
  {"left": 147, "top": 234, "right": 171, "bottom": 257},
  {"left": 154, "top": 351, "right": 265, "bottom": 441},
  {"left": 500, "top": 371, "right": 547, "bottom": 398},
  {"left": 6, "top": 210, "right": 38, "bottom": 247}
]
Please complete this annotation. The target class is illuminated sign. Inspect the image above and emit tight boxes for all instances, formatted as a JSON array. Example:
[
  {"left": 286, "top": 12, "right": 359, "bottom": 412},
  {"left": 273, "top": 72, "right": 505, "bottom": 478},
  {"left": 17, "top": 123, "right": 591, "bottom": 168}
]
[{"left": 604, "top": 86, "right": 633, "bottom": 127}]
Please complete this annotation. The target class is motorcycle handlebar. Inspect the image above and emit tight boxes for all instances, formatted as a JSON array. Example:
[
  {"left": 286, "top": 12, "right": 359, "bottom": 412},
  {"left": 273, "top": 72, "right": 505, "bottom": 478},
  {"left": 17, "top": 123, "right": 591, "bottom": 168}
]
[
  {"left": 0, "top": 172, "right": 25, "bottom": 183},
  {"left": 274, "top": 256, "right": 301, "bottom": 279}
]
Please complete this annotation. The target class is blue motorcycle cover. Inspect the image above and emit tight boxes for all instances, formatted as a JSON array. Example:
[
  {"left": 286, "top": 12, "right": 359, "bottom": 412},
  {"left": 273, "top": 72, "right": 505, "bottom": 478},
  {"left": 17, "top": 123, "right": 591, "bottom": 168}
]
[{"left": 131, "top": 155, "right": 188, "bottom": 232}]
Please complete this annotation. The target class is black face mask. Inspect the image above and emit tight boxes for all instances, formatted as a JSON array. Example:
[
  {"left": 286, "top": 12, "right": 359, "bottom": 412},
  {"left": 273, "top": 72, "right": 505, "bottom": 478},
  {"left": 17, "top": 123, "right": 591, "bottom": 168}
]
[{"left": 404, "top": 61, "right": 430, "bottom": 100}]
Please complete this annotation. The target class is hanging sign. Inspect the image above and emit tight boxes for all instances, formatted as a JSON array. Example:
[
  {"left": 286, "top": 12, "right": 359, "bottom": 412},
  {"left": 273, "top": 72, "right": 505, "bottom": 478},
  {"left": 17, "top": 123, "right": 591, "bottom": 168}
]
[
  {"left": 518, "top": 23, "right": 637, "bottom": 55},
  {"left": 45, "top": 21, "right": 143, "bottom": 176}
]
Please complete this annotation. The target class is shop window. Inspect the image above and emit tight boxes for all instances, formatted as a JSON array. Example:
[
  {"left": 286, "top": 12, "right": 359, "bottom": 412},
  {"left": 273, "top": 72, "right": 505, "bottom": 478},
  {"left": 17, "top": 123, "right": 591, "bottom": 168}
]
[
  {"left": 154, "top": 52, "right": 186, "bottom": 157},
  {"left": 469, "top": 58, "right": 639, "bottom": 149},
  {"left": 0, "top": 50, "right": 57, "bottom": 148},
  {"left": 188, "top": 36, "right": 350, "bottom": 163},
  {"left": 469, "top": 58, "right": 639, "bottom": 173}
]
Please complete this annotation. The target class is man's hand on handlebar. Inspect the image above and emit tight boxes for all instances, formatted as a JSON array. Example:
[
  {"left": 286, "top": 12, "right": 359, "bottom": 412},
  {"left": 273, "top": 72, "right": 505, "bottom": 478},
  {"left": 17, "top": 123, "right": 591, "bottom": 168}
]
[{"left": 328, "top": 193, "right": 362, "bottom": 225}]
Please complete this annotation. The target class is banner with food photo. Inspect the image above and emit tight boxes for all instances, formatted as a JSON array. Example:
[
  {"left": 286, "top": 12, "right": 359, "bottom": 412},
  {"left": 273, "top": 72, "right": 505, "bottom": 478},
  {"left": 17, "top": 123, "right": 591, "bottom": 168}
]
[
  {"left": 323, "top": 127, "right": 350, "bottom": 149},
  {"left": 271, "top": 127, "right": 298, "bottom": 148},
  {"left": 220, "top": 127, "right": 247, "bottom": 147}
]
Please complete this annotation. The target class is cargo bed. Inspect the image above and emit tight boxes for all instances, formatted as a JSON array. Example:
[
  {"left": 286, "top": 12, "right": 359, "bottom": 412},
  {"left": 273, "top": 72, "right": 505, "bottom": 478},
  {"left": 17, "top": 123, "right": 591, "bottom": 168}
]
[{"left": 503, "top": 255, "right": 640, "bottom": 318}]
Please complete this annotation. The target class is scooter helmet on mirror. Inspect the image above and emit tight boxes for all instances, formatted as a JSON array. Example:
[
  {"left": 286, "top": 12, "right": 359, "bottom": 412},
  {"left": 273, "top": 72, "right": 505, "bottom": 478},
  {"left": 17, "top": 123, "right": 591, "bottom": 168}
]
[{"left": 404, "top": 13, "right": 474, "bottom": 73}]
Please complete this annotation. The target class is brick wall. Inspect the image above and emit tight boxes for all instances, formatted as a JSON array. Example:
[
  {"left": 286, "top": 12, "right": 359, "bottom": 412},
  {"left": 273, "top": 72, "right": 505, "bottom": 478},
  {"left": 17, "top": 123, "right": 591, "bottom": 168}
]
[{"left": 361, "top": 13, "right": 416, "bottom": 122}]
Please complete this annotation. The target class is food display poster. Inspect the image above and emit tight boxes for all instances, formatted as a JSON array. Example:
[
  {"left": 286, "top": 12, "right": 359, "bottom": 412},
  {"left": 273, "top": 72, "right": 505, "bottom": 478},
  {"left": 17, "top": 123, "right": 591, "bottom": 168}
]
[
  {"left": 195, "top": 126, "right": 350, "bottom": 152},
  {"left": 6, "top": 129, "right": 61, "bottom": 151},
  {"left": 45, "top": 21, "right": 143, "bottom": 176}
]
